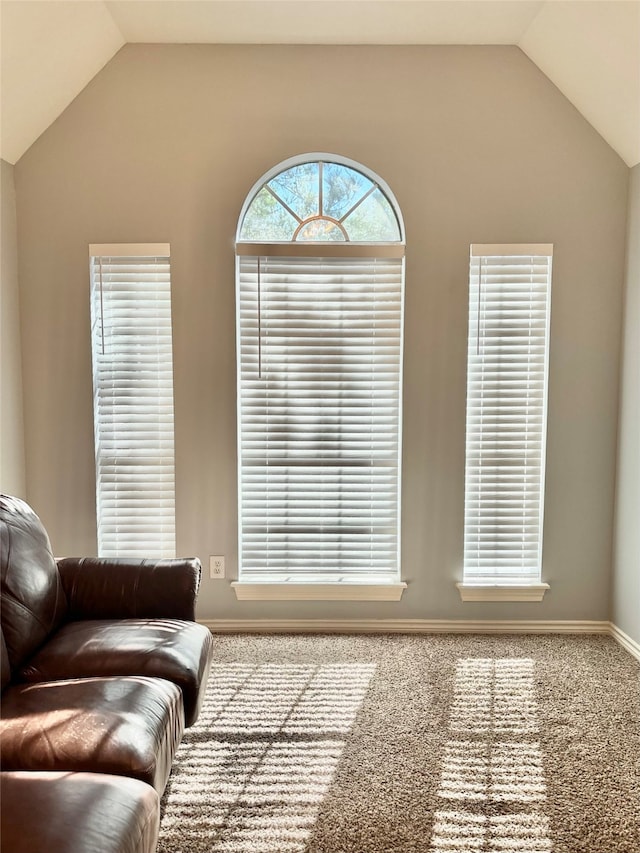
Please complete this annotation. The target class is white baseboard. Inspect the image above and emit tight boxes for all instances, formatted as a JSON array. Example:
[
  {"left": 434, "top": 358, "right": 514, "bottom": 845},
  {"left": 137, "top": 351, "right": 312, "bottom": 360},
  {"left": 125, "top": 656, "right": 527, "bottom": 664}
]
[
  {"left": 199, "top": 618, "right": 610, "bottom": 635},
  {"left": 609, "top": 622, "right": 640, "bottom": 663},
  {"left": 200, "top": 618, "right": 640, "bottom": 663}
]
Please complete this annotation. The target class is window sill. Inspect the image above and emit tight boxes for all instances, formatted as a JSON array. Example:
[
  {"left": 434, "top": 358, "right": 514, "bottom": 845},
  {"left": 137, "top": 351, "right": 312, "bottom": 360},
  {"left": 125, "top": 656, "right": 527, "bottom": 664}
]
[
  {"left": 456, "top": 583, "right": 550, "bottom": 602},
  {"left": 232, "top": 581, "right": 407, "bottom": 601}
]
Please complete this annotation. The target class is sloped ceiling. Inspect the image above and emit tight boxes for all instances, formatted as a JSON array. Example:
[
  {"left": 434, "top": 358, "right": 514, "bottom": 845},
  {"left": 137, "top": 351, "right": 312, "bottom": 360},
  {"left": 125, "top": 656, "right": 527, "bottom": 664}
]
[{"left": 1, "top": 0, "right": 638, "bottom": 167}]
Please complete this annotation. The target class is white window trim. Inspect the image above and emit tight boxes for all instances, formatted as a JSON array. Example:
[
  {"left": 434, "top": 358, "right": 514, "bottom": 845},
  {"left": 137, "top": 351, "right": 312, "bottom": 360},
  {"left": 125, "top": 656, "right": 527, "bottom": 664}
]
[
  {"left": 237, "top": 243, "right": 405, "bottom": 258},
  {"left": 457, "top": 583, "right": 550, "bottom": 602},
  {"left": 460, "top": 243, "right": 553, "bottom": 602},
  {"left": 89, "top": 243, "right": 170, "bottom": 257},
  {"left": 232, "top": 581, "right": 407, "bottom": 602}
]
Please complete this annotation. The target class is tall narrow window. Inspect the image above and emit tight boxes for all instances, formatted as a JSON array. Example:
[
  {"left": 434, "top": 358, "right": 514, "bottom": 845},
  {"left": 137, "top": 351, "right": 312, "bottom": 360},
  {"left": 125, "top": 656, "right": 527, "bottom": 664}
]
[
  {"left": 89, "top": 244, "right": 175, "bottom": 558},
  {"left": 234, "top": 156, "right": 406, "bottom": 600},
  {"left": 459, "top": 244, "right": 553, "bottom": 601}
]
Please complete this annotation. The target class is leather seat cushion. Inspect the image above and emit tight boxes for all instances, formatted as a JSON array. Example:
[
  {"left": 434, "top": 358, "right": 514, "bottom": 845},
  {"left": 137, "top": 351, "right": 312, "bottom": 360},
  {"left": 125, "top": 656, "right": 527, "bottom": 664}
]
[
  {"left": 18, "top": 618, "right": 213, "bottom": 726},
  {"left": 0, "top": 676, "right": 184, "bottom": 793},
  {"left": 0, "top": 770, "right": 159, "bottom": 853}
]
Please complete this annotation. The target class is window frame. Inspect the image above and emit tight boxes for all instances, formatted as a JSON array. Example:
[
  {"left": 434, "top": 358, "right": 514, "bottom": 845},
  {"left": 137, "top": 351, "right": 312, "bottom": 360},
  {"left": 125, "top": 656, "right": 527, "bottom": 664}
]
[
  {"left": 458, "top": 243, "right": 553, "bottom": 602},
  {"left": 89, "top": 243, "right": 176, "bottom": 559},
  {"left": 233, "top": 155, "right": 407, "bottom": 601}
]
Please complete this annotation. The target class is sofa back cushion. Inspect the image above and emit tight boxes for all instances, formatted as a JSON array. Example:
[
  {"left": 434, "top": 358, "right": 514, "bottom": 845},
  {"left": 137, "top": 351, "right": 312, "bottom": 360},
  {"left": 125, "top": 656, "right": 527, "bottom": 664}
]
[{"left": 0, "top": 495, "right": 68, "bottom": 669}]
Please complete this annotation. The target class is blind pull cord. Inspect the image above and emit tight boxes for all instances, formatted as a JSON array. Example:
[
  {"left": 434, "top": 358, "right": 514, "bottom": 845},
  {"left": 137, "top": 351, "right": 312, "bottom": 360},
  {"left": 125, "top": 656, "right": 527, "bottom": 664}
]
[
  {"left": 257, "top": 256, "right": 262, "bottom": 379},
  {"left": 476, "top": 256, "right": 482, "bottom": 356},
  {"left": 99, "top": 256, "right": 105, "bottom": 355}
]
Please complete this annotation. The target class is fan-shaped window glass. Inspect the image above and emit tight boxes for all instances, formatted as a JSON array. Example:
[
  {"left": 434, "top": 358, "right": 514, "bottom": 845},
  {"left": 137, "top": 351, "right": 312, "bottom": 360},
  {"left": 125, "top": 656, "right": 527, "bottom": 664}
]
[
  {"left": 295, "top": 218, "right": 346, "bottom": 241},
  {"left": 238, "top": 160, "right": 402, "bottom": 243},
  {"left": 240, "top": 187, "right": 299, "bottom": 241},
  {"left": 268, "top": 162, "right": 319, "bottom": 221}
]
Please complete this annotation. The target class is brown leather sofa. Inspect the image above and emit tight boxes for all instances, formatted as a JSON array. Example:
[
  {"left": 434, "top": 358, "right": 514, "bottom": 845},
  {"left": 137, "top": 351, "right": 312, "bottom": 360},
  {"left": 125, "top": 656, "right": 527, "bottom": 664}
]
[{"left": 0, "top": 495, "right": 214, "bottom": 853}]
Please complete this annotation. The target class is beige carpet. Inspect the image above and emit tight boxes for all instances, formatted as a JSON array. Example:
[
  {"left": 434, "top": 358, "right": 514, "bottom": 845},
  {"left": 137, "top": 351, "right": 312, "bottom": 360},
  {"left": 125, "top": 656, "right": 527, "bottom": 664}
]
[{"left": 158, "top": 634, "right": 640, "bottom": 853}]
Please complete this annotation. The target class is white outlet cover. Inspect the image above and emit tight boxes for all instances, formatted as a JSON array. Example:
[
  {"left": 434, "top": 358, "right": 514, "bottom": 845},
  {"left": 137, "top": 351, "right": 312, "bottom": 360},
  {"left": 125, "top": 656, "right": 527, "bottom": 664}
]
[{"left": 209, "top": 555, "right": 225, "bottom": 579}]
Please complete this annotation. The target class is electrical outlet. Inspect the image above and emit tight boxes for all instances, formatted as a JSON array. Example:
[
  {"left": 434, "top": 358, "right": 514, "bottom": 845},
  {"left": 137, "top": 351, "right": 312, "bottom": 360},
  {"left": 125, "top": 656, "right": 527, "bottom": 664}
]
[{"left": 209, "top": 556, "right": 225, "bottom": 579}]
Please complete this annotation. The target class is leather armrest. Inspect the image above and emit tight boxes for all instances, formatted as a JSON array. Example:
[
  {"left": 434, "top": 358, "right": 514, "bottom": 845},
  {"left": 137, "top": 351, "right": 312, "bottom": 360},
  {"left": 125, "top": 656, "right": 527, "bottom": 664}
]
[{"left": 57, "top": 557, "right": 202, "bottom": 621}]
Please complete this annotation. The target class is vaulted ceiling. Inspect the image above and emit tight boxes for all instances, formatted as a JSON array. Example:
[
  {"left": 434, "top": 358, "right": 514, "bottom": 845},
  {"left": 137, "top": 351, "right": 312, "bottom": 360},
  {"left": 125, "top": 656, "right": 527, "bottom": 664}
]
[{"left": 1, "top": 0, "right": 639, "bottom": 167}]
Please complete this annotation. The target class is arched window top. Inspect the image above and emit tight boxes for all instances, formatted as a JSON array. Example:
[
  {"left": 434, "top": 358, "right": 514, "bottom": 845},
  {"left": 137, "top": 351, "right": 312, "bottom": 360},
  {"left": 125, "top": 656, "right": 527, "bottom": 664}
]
[{"left": 237, "top": 155, "right": 404, "bottom": 244}]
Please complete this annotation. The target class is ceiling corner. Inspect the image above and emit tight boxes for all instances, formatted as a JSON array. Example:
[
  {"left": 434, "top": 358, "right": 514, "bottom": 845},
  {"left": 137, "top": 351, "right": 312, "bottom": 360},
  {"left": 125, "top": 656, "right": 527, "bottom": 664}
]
[
  {"left": 519, "top": 1, "right": 640, "bottom": 167},
  {"left": 1, "top": 1, "right": 125, "bottom": 164}
]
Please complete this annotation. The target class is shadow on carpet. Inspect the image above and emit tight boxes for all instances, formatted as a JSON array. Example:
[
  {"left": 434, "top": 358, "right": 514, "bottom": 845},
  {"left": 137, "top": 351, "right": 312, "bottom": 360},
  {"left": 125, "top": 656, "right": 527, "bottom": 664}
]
[{"left": 158, "top": 633, "right": 640, "bottom": 853}]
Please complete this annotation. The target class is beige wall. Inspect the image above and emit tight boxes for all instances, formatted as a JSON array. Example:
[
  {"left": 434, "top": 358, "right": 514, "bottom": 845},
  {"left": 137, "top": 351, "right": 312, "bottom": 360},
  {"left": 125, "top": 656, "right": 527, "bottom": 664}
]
[
  {"left": 1, "top": 159, "right": 26, "bottom": 497},
  {"left": 14, "top": 45, "right": 629, "bottom": 621},
  {"left": 612, "top": 164, "right": 640, "bottom": 645}
]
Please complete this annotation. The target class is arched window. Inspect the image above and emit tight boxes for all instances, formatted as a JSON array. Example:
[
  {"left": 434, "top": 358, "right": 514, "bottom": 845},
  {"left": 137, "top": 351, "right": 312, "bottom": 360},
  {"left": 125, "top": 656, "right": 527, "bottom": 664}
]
[
  {"left": 238, "top": 159, "right": 401, "bottom": 243},
  {"left": 233, "top": 155, "right": 406, "bottom": 600}
]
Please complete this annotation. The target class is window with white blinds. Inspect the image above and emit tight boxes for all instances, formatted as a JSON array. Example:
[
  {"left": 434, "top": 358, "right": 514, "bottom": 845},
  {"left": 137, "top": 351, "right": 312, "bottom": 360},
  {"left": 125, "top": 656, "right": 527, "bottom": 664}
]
[
  {"left": 89, "top": 244, "right": 176, "bottom": 558},
  {"left": 235, "top": 155, "right": 405, "bottom": 594},
  {"left": 237, "top": 254, "right": 403, "bottom": 584},
  {"left": 462, "top": 244, "right": 553, "bottom": 587}
]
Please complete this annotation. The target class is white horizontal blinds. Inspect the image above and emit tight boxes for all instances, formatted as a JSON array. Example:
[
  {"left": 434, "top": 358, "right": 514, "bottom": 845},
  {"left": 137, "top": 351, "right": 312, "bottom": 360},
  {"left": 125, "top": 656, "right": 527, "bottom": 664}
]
[
  {"left": 89, "top": 247, "right": 176, "bottom": 558},
  {"left": 238, "top": 255, "right": 403, "bottom": 582},
  {"left": 463, "top": 245, "right": 553, "bottom": 584}
]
